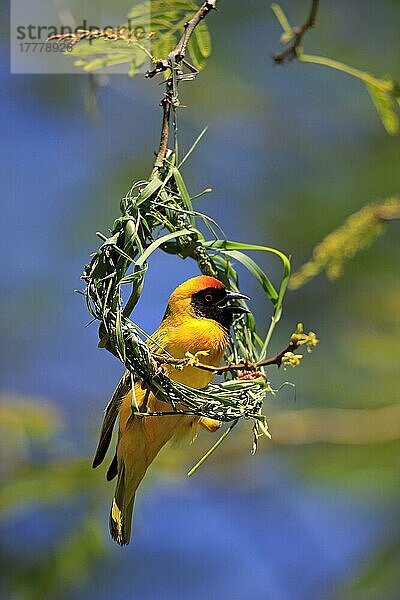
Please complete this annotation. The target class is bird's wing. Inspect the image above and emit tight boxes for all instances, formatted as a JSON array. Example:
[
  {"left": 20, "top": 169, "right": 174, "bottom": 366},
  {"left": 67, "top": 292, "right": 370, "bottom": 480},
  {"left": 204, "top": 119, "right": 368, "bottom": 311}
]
[
  {"left": 92, "top": 327, "right": 169, "bottom": 472},
  {"left": 92, "top": 371, "right": 131, "bottom": 469},
  {"left": 109, "top": 460, "right": 135, "bottom": 546}
]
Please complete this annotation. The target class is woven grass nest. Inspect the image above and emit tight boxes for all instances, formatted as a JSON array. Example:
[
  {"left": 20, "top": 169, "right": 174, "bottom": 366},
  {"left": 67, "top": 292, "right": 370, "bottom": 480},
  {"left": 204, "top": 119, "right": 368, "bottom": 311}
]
[{"left": 82, "top": 148, "right": 316, "bottom": 465}]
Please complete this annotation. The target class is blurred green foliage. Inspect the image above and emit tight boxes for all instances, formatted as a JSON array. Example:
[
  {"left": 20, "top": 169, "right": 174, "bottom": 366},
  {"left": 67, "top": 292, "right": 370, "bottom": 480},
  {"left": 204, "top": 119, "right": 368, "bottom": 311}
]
[
  {"left": 272, "top": 1, "right": 400, "bottom": 134},
  {"left": 290, "top": 196, "right": 400, "bottom": 288},
  {"left": 0, "top": 396, "right": 107, "bottom": 599}
]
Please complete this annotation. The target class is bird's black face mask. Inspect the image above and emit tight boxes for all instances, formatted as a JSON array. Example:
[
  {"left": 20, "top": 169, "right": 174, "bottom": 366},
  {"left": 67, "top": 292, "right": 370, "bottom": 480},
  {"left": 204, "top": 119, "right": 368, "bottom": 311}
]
[{"left": 191, "top": 287, "right": 250, "bottom": 330}]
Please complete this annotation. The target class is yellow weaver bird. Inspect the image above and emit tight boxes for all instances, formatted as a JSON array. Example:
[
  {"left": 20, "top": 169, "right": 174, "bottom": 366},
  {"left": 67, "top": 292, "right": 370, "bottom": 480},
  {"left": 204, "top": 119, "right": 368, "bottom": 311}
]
[{"left": 92, "top": 275, "right": 249, "bottom": 545}]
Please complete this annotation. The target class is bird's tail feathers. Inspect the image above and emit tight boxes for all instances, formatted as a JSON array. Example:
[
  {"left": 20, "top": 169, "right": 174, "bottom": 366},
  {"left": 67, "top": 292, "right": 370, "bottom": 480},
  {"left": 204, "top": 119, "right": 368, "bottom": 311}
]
[{"left": 109, "top": 462, "right": 135, "bottom": 546}]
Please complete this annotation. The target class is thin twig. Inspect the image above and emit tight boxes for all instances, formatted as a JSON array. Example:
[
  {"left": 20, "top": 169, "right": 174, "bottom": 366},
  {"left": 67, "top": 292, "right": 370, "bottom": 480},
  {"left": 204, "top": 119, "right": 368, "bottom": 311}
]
[
  {"left": 273, "top": 0, "right": 320, "bottom": 64},
  {"left": 153, "top": 340, "right": 298, "bottom": 375}
]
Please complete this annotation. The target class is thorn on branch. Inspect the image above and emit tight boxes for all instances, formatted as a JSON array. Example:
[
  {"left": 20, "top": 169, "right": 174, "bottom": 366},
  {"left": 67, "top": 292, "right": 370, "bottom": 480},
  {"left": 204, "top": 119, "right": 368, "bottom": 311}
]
[{"left": 145, "top": 59, "right": 170, "bottom": 79}]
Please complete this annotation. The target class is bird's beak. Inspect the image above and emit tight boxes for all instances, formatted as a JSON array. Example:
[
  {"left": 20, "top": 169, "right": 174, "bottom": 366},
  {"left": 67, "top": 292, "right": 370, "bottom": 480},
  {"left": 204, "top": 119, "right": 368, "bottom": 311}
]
[
  {"left": 219, "top": 290, "right": 251, "bottom": 314},
  {"left": 225, "top": 290, "right": 250, "bottom": 302}
]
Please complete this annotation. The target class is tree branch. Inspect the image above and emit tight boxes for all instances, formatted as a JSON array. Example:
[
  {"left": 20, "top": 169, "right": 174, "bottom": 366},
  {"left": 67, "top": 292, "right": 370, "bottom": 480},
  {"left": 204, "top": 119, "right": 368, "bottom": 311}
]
[
  {"left": 148, "top": 1, "right": 217, "bottom": 168},
  {"left": 273, "top": 0, "right": 319, "bottom": 64},
  {"left": 154, "top": 93, "right": 172, "bottom": 167}
]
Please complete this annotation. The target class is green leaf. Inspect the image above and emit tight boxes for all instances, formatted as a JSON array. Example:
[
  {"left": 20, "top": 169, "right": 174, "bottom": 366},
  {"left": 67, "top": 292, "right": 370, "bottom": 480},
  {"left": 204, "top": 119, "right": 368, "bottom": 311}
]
[
  {"left": 366, "top": 82, "right": 399, "bottom": 134},
  {"left": 128, "top": 62, "right": 137, "bottom": 77},
  {"left": 124, "top": 217, "right": 141, "bottom": 251},
  {"left": 271, "top": 3, "right": 293, "bottom": 36},
  {"left": 120, "top": 267, "right": 147, "bottom": 285},
  {"left": 70, "top": 40, "right": 140, "bottom": 57},
  {"left": 70, "top": 39, "right": 148, "bottom": 73},
  {"left": 135, "top": 228, "right": 194, "bottom": 268},
  {"left": 187, "top": 36, "right": 205, "bottom": 71},
  {"left": 127, "top": 0, "right": 151, "bottom": 19},
  {"left": 115, "top": 309, "right": 126, "bottom": 362},
  {"left": 59, "top": 0, "right": 213, "bottom": 75},
  {"left": 203, "top": 239, "right": 291, "bottom": 282},
  {"left": 171, "top": 167, "right": 196, "bottom": 226},
  {"left": 122, "top": 268, "right": 146, "bottom": 317},
  {"left": 218, "top": 249, "right": 279, "bottom": 306},
  {"left": 203, "top": 239, "right": 291, "bottom": 358},
  {"left": 136, "top": 176, "right": 163, "bottom": 205},
  {"left": 152, "top": 31, "right": 175, "bottom": 61},
  {"left": 188, "top": 19, "right": 211, "bottom": 70},
  {"left": 194, "top": 20, "right": 211, "bottom": 58}
]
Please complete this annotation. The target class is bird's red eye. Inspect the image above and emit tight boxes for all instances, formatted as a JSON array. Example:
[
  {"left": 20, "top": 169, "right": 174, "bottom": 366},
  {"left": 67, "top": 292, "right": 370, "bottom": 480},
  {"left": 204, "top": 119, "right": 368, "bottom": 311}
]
[{"left": 204, "top": 293, "right": 213, "bottom": 303}]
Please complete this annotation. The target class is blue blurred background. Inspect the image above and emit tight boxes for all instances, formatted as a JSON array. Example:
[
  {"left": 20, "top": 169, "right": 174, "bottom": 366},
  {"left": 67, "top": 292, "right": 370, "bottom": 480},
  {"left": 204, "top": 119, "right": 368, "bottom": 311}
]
[{"left": 1, "top": 1, "right": 400, "bottom": 598}]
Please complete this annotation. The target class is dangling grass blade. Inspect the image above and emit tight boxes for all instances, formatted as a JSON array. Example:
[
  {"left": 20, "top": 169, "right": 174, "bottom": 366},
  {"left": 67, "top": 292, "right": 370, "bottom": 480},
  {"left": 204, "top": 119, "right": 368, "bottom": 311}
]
[
  {"left": 259, "top": 262, "right": 291, "bottom": 360},
  {"left": 178, "top": 126, "right": 208, "bottom": 168},
  {"left": 204, "top": 239, "right": 290, "bottom": 270},
  {"left": 204, "top": 239, "right": 290, "bottom": 308},
  {"left": 171, "top": 167, "right": 196, "bottom": 226},
  {"left": 187, "top": 419, "right": 239, "bottom": 477},
  {"left": 218, "top": 249, "right": 279, "bottom": 306},
  {"left": 135, "top": 229, "right": 194, "bottom": 268},
  {"left": 204, "top": 239, "right": 291, "bottom": 359},
  {"left": 191, "top": 208, "right": 225, "bottom": 241}
]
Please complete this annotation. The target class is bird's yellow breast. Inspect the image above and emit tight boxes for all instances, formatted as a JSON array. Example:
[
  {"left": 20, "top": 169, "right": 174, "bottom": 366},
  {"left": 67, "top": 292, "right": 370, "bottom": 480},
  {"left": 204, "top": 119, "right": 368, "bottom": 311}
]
[
  {"left": 118, "top": 315, "right": 228, "bottom": 451},
  {"left": 160, "top": 315, "right": 228, "bottom": 389}
]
